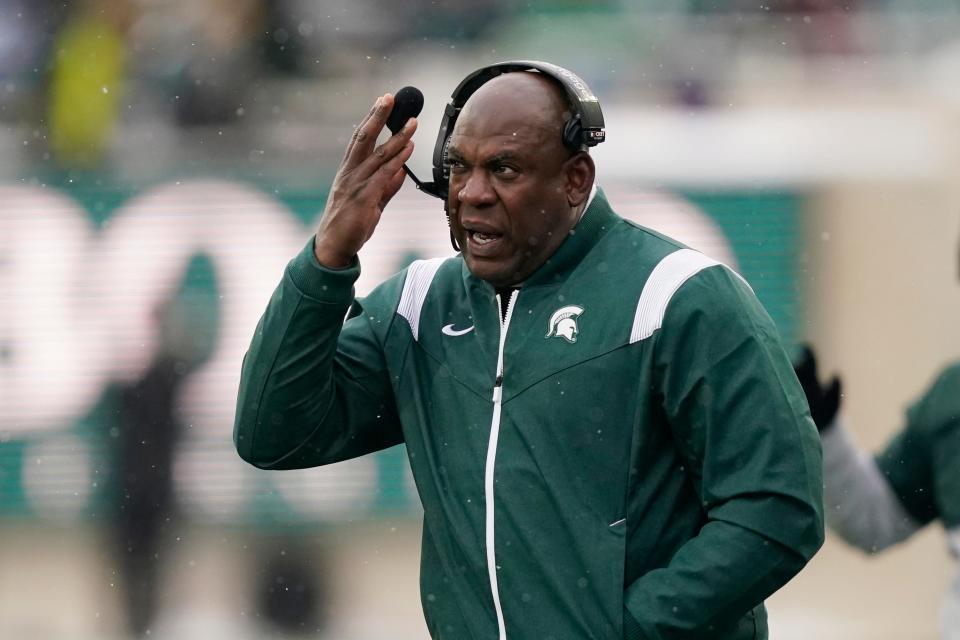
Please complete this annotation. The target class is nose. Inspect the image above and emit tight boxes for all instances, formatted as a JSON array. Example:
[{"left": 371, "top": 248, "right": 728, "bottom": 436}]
[{"left": 456, "top": 169, "right": 497, "bottom": 209}]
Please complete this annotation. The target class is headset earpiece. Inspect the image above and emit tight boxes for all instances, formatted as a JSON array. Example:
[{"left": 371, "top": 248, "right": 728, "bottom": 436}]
[{"left": 562, "top": 117, "right": 584, "bottom": 153}]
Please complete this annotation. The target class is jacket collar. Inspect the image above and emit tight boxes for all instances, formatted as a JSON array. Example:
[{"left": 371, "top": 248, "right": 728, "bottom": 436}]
[{"left": 522, "top": 185, "right": 618, "bottom": 287}]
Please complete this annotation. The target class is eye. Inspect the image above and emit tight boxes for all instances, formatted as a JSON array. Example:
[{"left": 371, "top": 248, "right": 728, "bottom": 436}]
[
  {"left": 493, "top": 163, "right": 518, "bottom": 177},
  {"left": 445, "top": 157, "right": 466, "bottom": 174}
]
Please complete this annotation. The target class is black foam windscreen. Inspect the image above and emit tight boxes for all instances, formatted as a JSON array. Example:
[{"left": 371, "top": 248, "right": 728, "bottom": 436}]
[{"left": 386, "top": 86, "right": 424, "bottom": 134}]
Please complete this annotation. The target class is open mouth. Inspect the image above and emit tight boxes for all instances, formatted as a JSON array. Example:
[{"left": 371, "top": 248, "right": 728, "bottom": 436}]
[
  {"left": 469, "top": 230, "right": 501, "bottom": 246},
  {"left": 460, "top": 221, "right": 506, "bottom": 256},
  {"left": 464, "top": 229, "right": 505, "bottom": 257}
]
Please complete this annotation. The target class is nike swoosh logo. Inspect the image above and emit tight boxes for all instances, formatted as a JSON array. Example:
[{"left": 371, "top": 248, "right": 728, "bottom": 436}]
[{"left": 441, "top": 324, "right": 475, "bottom": 337}]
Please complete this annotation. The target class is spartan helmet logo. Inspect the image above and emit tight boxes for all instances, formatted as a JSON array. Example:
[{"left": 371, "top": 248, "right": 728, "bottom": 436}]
[{"left": 545, "top": 305, "right": 585, "bottom": 344}]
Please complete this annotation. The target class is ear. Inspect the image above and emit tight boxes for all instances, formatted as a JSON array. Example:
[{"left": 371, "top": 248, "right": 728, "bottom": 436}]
[{"left": 563, "top": 152, "right": 595, "bottom": 208}]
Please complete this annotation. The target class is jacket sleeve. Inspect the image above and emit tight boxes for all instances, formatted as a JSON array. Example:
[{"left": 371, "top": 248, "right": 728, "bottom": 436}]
[
  {"left": 623, "top": 265, "right": 824, "bottom": 640},
  {"left": 820, "top": 418, "right": 921, "bottom": 552},
  {"left": 233, "top": 238, "right": 404, "bottom": 470},
  {"left": 822, "top": 365, "right": 960, "bottom": 552}
]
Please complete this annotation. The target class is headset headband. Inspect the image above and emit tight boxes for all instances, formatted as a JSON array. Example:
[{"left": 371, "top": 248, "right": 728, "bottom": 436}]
[{"left": 430, "top": 60, "right": 606, "bottom": 200}]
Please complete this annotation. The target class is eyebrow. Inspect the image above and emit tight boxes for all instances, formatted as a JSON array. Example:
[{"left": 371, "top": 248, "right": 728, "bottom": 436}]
[
  {"left": 445, "top": 147, "right": 524, "bottom": 165},
  {"left": 487, "top": 152, "right": 522, "bottom": 164}
]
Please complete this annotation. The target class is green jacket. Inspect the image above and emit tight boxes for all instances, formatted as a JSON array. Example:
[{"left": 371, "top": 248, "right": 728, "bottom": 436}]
[{"left": 234, "top": 189, "right": 824, "bottom": 640}]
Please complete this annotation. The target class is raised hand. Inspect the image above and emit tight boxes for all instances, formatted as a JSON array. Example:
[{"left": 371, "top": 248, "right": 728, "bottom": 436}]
[
  {"left": 794, "top": 344, "right": 842, "bottom": 432},
  {"left": 313, "top": 94, "right": 418, "bottom": 268}
]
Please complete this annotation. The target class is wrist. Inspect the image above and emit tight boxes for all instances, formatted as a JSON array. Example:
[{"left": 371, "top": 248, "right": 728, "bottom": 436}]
[
  {"left": 818, "top": 413, "right": 840, "bottom": 434},
  {"left": 313, "top": 235, "right": 354, "bottom": 269},
  {"left": 287, "top": 238, "right": 359, "bottom": 302}
]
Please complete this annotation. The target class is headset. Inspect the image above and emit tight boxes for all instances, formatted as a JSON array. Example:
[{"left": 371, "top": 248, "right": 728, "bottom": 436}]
[
  {"left": 416, "top": 60, "right": 606, "bottom": 202},
  {"left": 397, "top": 61, "right": 605, "bottom": 250}
]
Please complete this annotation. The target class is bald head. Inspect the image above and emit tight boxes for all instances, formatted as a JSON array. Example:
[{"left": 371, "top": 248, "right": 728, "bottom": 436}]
[{"left": 455, "top": 72, "right": 573, "bottom": 157}]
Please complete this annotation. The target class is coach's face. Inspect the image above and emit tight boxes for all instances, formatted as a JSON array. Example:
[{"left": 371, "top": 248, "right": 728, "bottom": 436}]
[{"left": 445, "top": 73, "right": 594, "bottom": 288}]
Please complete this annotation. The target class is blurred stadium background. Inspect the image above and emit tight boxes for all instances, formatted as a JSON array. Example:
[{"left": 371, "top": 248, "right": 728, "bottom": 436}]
[{"left": 2, "top": 0, "right": 960, "bottom": 638}]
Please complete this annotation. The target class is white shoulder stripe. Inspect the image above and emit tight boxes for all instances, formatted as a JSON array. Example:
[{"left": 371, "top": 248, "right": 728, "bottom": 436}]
[
  {"left": 397, "top": 257, "right": 448, "bottom": 341},
  {"left": 630, "top": 248, "right": 730, "bottom": 344}
]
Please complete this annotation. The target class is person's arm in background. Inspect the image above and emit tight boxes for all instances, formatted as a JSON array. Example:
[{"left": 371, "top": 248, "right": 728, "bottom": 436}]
[
  {"left": 794, "top": 346, "right": 924, "bottom": 553},
  {"left": 234, "top": 93, "right": 418, "bottom": 469},
  {"left": 623, "top": 265, "right": 824, "bottom": 640}
]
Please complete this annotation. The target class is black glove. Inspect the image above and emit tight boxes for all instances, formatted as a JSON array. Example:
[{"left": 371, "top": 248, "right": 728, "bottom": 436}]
[{"left": 793, "top": 344, "right": 842, "bottom": 432}]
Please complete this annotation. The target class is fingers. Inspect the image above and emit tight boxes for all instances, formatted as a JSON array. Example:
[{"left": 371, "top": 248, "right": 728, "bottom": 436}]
[
  {"left": 352, "top": 140, "right": 412, "bottom": 219},
  {"left": 343, "top": 94, "right": 394, "bottom": 171},
  {"left": 375, "top": 139, "right": 415, "bottom": 182},
  {"left": 356, "top": 117, "right": 418, "bottom": 180},
  {"left": 380, "top": 167, "right": 407, "bottom": 210},
  {"left": 341, "top": 96, "right": 382, "bottom": 166}
]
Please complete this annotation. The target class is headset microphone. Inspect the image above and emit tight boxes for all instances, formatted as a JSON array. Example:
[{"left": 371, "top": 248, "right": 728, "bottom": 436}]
[
  {"left": 386, "top": 86, "right": 443, "bottom": 200},
  {"left": 386, "top": 86, "right": 423, "bottom": 134}
]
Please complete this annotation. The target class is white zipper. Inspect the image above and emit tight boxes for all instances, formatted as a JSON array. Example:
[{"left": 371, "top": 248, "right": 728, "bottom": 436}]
[{"left": 485, "top": 289, "right": 517, "bottom": 640}]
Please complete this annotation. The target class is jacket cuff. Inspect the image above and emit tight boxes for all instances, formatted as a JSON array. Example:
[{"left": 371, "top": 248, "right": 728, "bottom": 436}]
[
  {"left": 285, "top": 237, "right": 360, "bottom": 304},
  {"left": 624, "top": 608, "right": 650, "bottom": 640}
]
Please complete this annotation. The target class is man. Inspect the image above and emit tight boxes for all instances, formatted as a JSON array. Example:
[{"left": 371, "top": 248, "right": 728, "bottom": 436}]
[
  {"left": 235, "top": 66, "right": 824, "bottom": 639},
  {"left": 798, "top": 344, "right": 960, "bottom": 633}
]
